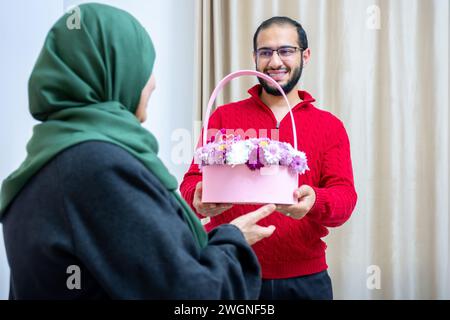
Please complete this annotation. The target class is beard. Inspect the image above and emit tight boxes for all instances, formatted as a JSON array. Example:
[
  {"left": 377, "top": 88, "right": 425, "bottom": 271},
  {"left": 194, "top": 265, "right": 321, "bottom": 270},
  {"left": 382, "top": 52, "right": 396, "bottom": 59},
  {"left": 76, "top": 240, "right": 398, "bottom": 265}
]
[{"left": 257, "top": 60, "right": 303, "bottom": 96}]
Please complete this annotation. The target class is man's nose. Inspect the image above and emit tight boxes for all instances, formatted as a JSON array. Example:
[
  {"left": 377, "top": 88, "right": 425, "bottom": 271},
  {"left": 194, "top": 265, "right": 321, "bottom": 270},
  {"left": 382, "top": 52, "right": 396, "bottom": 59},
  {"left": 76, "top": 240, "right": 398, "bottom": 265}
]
[{"left": 268, "top": 51, "right": 284, "bottom": 69}]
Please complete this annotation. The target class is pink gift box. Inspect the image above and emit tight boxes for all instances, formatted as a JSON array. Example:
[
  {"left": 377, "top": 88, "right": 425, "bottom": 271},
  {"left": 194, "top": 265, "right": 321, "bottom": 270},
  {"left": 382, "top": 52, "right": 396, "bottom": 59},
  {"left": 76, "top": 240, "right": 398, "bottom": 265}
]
[
  {"left": 202, "top": 164, "right": 297, "bottom": 204},
  {"left": 200, "top": 70, "right": 301, "bottom": 205}
]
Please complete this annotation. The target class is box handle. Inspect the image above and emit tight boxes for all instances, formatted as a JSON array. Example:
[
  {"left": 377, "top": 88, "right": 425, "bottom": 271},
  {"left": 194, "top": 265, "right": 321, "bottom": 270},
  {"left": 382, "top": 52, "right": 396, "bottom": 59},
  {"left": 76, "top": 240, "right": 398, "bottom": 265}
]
[{"left": 201, "top": 70, "right": 297, "bottom": 150}]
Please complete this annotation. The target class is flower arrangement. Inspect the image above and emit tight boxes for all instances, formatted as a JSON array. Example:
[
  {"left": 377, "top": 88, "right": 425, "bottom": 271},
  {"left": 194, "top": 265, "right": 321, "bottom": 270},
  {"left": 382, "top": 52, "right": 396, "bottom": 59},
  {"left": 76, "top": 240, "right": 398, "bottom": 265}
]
[{"left": 195, "top": 129, "right": 309, "bottom": 175}]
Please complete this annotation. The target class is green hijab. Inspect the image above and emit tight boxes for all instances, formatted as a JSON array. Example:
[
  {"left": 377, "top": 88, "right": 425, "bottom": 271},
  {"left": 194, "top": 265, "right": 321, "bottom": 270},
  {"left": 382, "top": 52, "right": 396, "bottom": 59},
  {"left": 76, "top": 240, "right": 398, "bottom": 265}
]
[{"left": 0, "top": 3, "right": 207, "bottom": 248}]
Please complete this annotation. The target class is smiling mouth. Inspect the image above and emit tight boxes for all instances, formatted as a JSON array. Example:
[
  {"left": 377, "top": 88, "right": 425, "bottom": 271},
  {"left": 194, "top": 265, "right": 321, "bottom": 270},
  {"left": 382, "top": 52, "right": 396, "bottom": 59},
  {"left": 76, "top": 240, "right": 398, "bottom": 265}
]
[{"left": 266, "top": 69, "right": 288, "bottom": 81}]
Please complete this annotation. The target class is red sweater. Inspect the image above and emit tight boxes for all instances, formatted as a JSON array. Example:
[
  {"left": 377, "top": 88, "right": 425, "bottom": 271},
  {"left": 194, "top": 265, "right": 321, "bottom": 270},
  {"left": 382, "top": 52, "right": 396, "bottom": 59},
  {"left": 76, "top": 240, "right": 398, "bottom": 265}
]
[{"left": 181, "top": 85, "right": 357, "bottom": 279}]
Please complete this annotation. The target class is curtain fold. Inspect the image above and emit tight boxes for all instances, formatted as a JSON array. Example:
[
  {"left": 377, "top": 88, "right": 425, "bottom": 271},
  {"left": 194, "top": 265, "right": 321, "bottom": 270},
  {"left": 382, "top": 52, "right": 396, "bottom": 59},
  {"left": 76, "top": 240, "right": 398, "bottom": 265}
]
[{"left": 193, "top": 0, "right": 449, "bottom": 299}]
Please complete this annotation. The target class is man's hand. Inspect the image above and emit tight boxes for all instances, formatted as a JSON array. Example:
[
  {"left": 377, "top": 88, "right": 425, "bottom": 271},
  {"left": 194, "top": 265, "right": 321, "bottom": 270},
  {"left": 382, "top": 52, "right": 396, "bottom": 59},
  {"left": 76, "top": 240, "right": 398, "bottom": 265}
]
[
  {"left": 230, "top": 204, "right": 276, "bottom": 245},
  {"left": 193, "top": 182, "right": 233, "bottom": 217},
  {"left": 276, "top": 185, "right": 316, "bottom": 220}
]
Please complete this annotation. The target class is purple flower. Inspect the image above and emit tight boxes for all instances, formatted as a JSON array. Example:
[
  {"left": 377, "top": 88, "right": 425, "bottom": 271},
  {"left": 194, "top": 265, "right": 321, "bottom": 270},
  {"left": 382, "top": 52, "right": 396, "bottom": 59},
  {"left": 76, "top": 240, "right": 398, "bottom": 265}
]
[
  {"left": 195, "top": 136, "right": 308, "bottom": 175},
  {"left": 208, "top": 148, "right": 225, "bottom": 165},
  {"left": 246, "top": 146, "right": 265, "bottom": 170},
  {"left": 289, "top": 153, "right": 309, "bottom": 174},
  {"left": 279, "top": 143, "right": 293, "bottom": 166}
]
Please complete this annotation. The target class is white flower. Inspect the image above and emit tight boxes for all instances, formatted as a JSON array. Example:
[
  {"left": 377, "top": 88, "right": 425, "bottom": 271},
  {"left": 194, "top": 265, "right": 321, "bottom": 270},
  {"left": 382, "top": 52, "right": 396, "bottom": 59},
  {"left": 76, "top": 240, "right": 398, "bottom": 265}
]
[
  {"left": 194, "top": 147, "right": 206, "bottom": 165},
  {"left": 285, "top": 143, "right": 306, "bottom": 159},
  {"left": 295, "top": 150, "right": 307, "bottom": 161},
  {"left": 226, "top": 140, "right": 251, "bottom": 165},
  {"left": 263, "top": 142, "right": 282, "bottom": 165}
]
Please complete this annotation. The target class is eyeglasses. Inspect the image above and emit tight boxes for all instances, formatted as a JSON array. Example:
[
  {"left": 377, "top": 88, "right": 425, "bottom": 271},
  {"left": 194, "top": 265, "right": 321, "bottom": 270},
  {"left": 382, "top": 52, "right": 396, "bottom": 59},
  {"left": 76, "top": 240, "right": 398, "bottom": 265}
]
[{"left": 255, "top": 46, "right": 302, "bottom": 60}]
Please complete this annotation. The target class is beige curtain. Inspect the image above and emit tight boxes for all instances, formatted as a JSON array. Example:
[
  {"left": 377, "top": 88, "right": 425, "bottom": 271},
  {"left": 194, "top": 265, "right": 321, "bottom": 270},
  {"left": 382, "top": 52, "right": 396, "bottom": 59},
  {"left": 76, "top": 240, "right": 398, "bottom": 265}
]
[{"left": 193, "top": 0, "right": 449, "bottom": 299}]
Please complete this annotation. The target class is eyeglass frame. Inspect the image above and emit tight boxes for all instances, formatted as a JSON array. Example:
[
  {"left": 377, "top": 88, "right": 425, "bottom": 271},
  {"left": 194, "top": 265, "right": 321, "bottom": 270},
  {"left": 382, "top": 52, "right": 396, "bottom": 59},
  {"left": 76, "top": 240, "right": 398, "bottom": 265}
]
[{"left": 254, "top": 46, "right": 303, "bottom": 60}]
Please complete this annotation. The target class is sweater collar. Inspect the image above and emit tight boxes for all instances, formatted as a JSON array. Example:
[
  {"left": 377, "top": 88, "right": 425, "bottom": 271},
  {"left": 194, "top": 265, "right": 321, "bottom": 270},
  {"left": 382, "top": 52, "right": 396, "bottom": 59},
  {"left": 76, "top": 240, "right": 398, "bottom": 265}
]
[{"left": 247, "top": 84, "right": 316, "bottom": 111}]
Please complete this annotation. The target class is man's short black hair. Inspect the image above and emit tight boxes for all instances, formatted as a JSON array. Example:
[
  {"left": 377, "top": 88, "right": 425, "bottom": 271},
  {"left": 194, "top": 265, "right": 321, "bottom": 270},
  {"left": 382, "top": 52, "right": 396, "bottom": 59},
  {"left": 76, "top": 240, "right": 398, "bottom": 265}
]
[{"left": 253, "top": 16, "right": 308, "bottom": 51}]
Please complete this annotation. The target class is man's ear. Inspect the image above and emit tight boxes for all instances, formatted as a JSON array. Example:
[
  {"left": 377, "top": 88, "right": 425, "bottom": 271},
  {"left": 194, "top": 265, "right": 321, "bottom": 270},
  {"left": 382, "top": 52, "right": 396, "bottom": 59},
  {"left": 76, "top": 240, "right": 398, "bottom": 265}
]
[
  {"left": 253, "top": 51, "right": 257, "bottom": 65},
  {"left": 302, "top": 48, "right": 311, "bottom": 66}
]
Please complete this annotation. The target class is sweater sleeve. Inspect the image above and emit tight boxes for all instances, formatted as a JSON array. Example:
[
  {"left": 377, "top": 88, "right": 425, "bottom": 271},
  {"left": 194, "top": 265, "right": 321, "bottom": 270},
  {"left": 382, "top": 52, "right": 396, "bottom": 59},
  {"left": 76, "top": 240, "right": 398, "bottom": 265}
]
[
  {"left": 57, "top": 142, "right": 261, "bottom": 299},
  {"left": 180, "top": 109, "right": 223, "bottom": 218},
  {"left": 307, "top": 119, "right": 358, "bottom": 227},
  {"left": 180, "top": 160, "right": 203, "bottom": 219}
]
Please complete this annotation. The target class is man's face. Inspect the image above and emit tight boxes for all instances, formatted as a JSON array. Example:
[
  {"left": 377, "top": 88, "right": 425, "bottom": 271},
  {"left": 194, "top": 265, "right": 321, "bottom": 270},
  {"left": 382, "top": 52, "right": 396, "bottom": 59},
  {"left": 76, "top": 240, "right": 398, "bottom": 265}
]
[{"left": 254, "top": 25, "right": 307, "bottom": 96}]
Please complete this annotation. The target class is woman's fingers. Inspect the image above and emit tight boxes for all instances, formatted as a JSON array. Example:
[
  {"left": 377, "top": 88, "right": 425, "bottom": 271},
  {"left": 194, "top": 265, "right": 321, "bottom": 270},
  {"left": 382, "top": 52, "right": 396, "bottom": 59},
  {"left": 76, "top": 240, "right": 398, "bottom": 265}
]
[
  {"left": 255, "top": 224, "right": 276, "bottom": 240},
  {"left": 245, "top": 204, "right": 276, "bottom": 224}
]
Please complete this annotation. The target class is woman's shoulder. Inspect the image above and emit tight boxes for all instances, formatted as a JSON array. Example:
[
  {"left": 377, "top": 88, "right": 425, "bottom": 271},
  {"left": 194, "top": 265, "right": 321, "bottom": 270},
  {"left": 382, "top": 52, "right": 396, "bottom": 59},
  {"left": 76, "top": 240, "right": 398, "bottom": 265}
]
[
  {"left": 59, "top": 140, "right": 139, "bottom": 166},
  {"left": 56, "top": 141, "right": 145, "bottom": 173},
  {"left": 55, "top": 141, "right": 165, "bottom": 191},
  {"left": 54, "top": 140, "right": 177, "bottom": 207}
]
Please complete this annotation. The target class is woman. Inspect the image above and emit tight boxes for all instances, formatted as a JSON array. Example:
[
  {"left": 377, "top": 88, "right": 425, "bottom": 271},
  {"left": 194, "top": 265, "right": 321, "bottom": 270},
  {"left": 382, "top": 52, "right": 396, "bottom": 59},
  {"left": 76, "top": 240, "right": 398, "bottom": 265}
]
[{"left": 0, "top": 3, "right": 276, "bottom": 299}]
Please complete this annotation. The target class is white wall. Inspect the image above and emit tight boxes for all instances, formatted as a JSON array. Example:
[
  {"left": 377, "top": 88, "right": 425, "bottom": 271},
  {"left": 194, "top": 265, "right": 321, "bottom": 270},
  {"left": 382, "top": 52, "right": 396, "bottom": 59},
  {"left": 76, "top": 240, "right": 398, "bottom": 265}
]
[{"left": 0, "top": 0, "right": 196, "bottom": 299}]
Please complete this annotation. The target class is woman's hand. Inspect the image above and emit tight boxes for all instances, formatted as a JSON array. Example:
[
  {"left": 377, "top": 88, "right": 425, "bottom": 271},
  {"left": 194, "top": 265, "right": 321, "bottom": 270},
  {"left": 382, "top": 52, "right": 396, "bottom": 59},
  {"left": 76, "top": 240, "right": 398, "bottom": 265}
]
[{"left": 230, "top": 204, "right": 276, "bottom": 245}]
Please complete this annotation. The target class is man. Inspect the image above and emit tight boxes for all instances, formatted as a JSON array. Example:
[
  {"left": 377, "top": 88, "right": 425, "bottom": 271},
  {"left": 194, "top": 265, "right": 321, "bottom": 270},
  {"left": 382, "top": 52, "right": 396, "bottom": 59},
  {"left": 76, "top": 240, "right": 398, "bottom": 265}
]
[{"left": 181, "top": 16, "right": 357, "bottom": 299}]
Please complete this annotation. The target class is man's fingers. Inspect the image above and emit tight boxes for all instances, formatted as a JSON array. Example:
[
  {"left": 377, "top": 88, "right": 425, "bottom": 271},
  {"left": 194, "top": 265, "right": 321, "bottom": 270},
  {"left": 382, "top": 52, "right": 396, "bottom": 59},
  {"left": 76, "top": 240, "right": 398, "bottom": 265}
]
[
  {"left": 276, "top": 204, "right": 294, "bottom": 213},
  {"left": 199, "top": 203, "right": 232, "bottom": 216},
  {"left": 201, "top": 203, "right": 229, "bottom": 210},
  {"left": 220, "top": 204, "right": 233, "bottom": 210},
  {"left": 294, "top": 186, "right": 309, "bottom": 200},
  {"left": 297, "top": 185, "right": 312, "bottom": 198},
  {"left": 247, "top": 204, "right": 276, "bottom": 224},
  {"left": 195, "top": 182, "right": 203, "bottom": 195},
  {"left": 194, "top": 182, "right": 203, "bottom": 200},
  {"left": 199, "top": 205, "right": 218, "bottom": 213}
]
